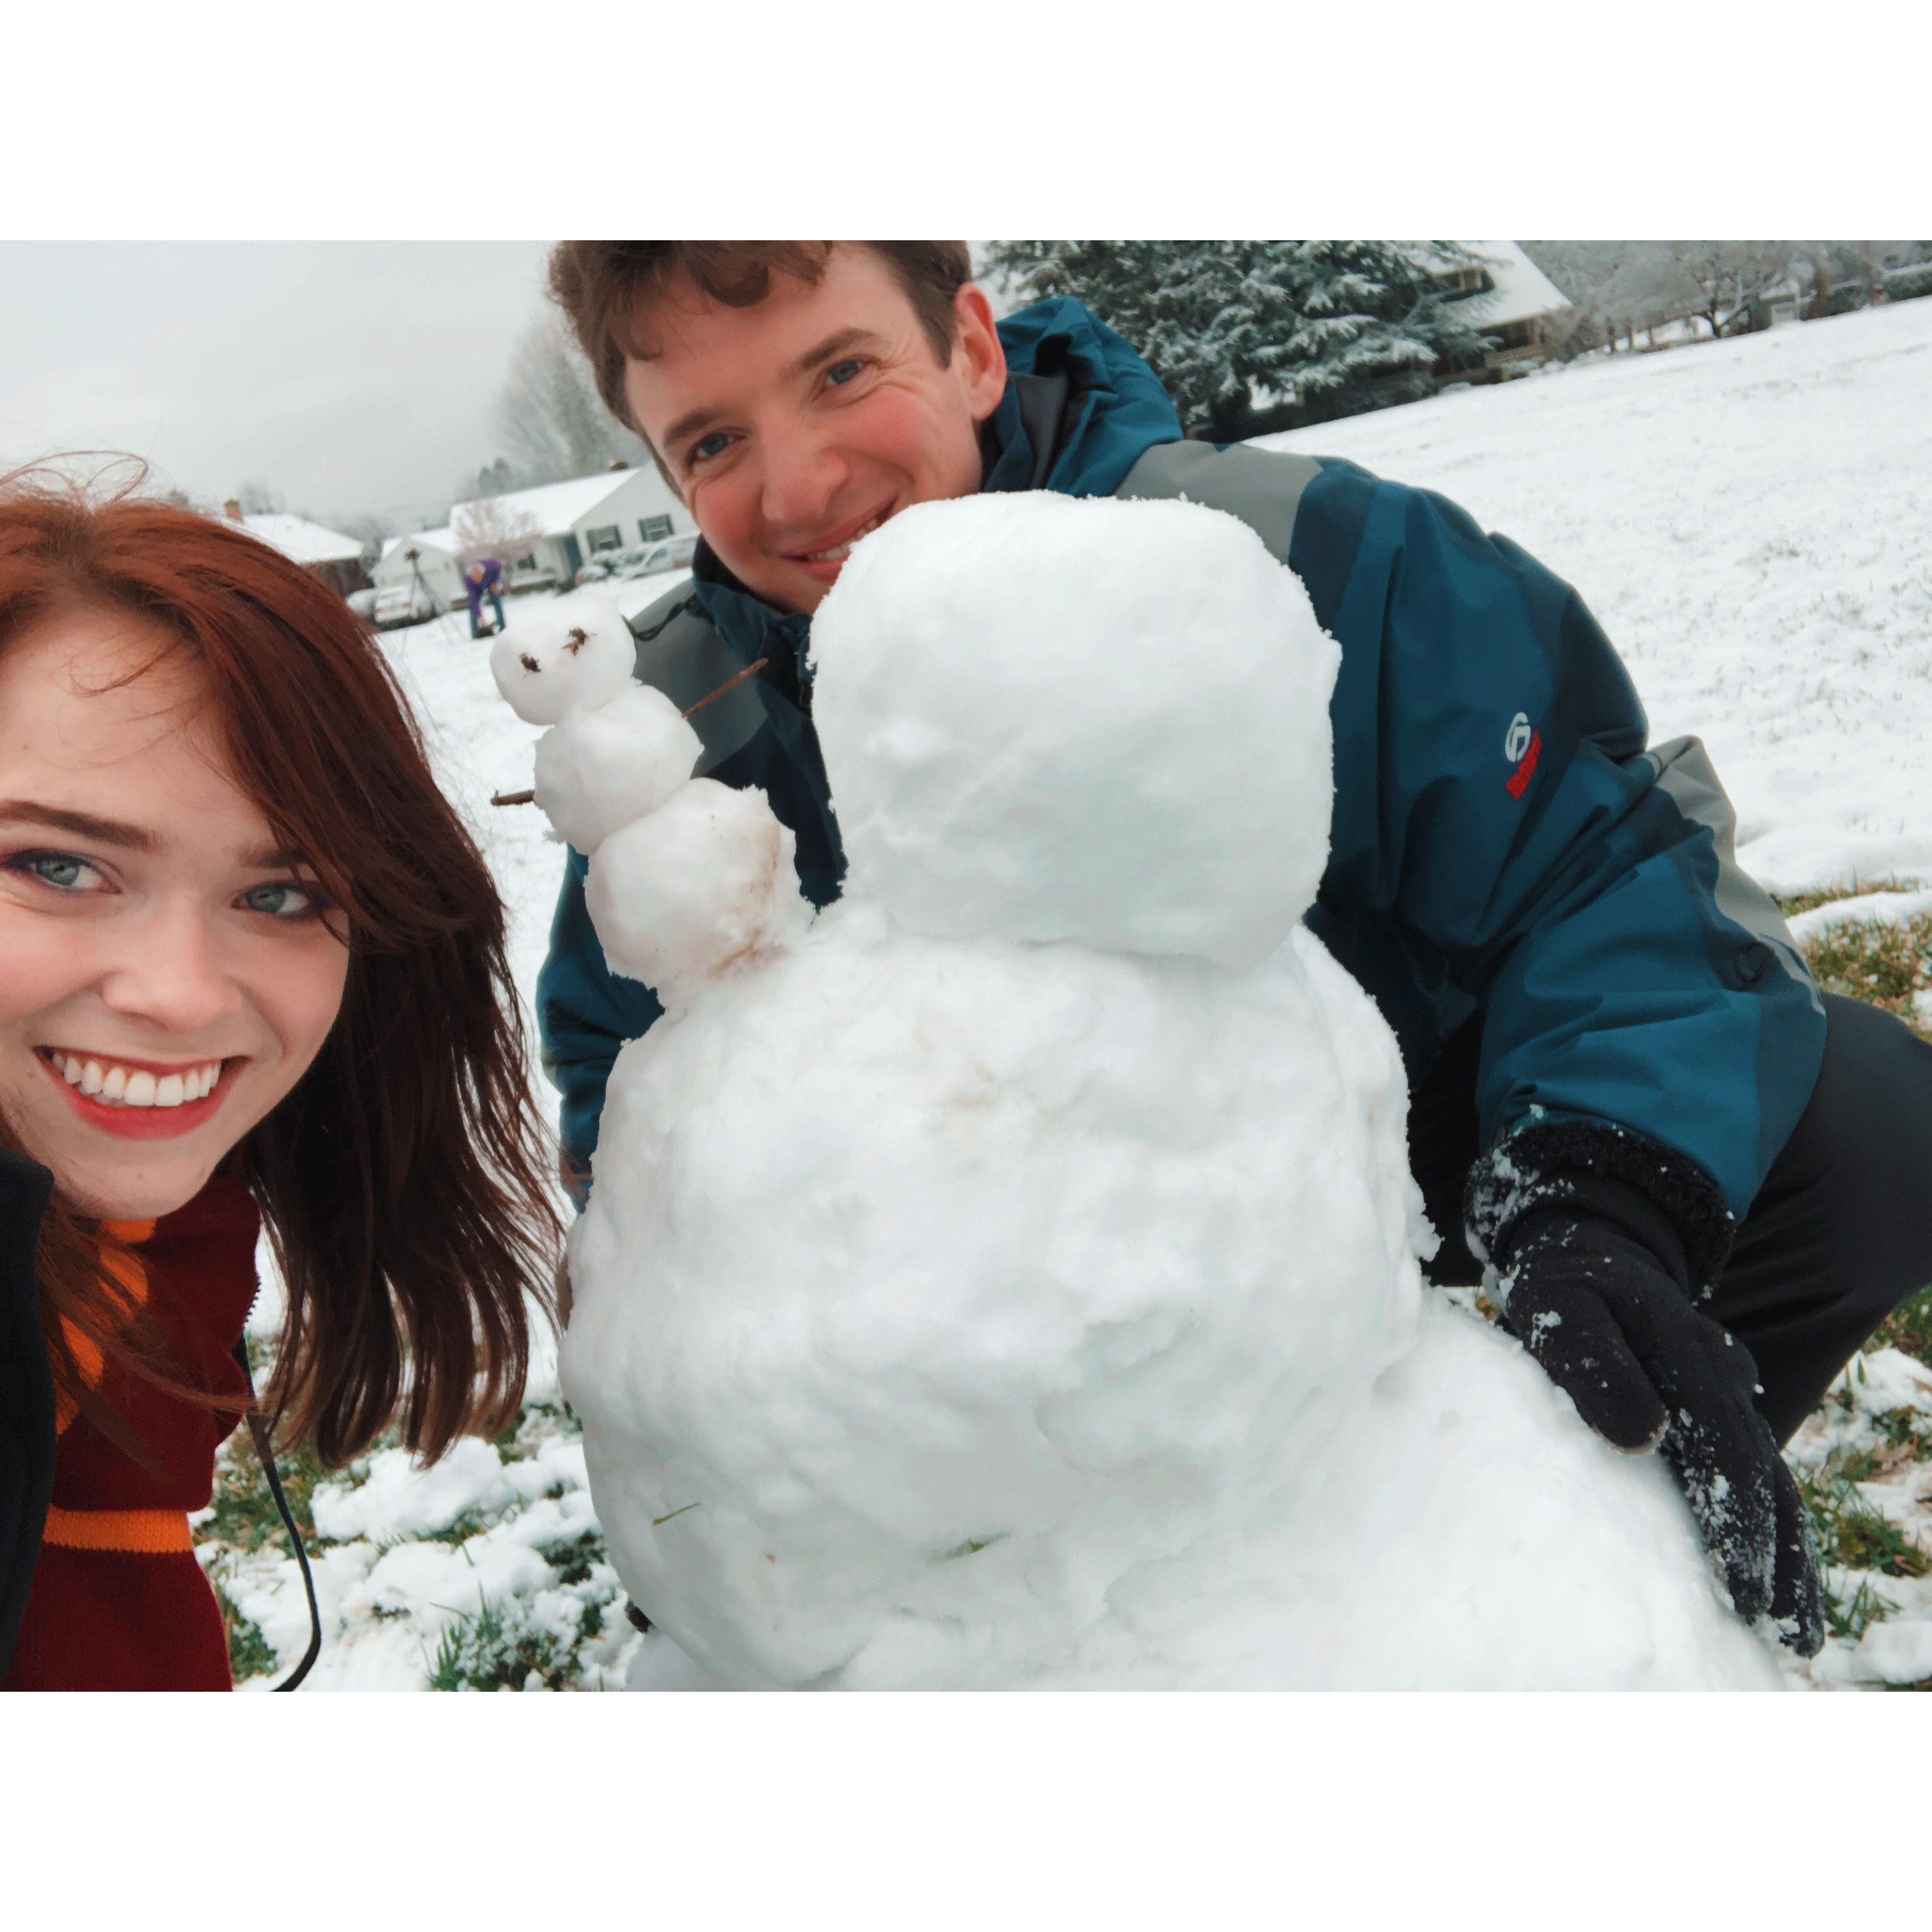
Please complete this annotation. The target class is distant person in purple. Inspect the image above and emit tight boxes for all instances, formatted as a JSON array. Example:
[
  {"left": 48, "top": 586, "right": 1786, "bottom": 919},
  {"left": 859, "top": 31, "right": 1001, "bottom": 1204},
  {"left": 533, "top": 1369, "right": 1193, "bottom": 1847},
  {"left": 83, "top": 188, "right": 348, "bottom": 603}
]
[{"left": 464, "top": 557, "right": 506, "bottom": 639}]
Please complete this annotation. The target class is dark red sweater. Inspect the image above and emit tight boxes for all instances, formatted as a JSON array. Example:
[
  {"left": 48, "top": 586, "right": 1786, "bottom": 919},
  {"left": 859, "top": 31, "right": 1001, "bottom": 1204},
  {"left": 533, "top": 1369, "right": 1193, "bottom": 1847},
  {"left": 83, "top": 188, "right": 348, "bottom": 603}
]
[{"left": 2, "top": 1177, "right": 260, "bottom": 1692}]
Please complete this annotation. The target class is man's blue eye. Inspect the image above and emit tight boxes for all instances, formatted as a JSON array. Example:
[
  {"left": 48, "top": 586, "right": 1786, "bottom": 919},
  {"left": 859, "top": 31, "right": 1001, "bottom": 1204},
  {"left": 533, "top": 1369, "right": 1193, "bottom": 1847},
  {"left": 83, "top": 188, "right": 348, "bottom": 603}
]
[
  {"left": 691, "top": 432, "right": 731, "bottom": 463},
  {"left": 826, "top": 359, "right": 865, "bottom": 387}
]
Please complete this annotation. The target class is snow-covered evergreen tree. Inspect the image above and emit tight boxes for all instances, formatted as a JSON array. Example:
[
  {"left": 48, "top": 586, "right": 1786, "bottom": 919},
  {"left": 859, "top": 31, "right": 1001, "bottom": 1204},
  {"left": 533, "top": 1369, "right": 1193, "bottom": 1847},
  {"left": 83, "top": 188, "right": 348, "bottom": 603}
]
[{"left": 984, "top": 241, "right": 1495, "bottom": 437}]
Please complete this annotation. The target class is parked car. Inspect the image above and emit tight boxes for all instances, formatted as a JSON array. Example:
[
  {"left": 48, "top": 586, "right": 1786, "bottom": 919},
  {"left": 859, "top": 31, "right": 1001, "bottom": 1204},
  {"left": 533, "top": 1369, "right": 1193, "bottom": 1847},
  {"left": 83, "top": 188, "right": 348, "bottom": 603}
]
[
  {"left": 372, "top": 580, "right": 439, "bottom": 629},
  {"left": 572, "top": 532, "right": 699, "bottom": 588},
  {"left": 636, "top": 532, "right": 699, "bottom": 574}
]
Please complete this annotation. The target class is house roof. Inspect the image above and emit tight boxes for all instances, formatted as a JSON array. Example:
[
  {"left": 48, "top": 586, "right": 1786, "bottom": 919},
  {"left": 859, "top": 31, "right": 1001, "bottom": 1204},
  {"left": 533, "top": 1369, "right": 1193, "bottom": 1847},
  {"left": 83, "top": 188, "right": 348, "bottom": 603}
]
[
  {"left": 1450, "top": 242, "right": 1572, "bottom": 329},
  {"left": 379, "top": 527, "right": 457, "bottom": 561},
  {"left": 450, "top": 469, "right": 647, "bottom": 538},
  {"left": 235, "top": 511, "right": 364, "bottom": 566}
]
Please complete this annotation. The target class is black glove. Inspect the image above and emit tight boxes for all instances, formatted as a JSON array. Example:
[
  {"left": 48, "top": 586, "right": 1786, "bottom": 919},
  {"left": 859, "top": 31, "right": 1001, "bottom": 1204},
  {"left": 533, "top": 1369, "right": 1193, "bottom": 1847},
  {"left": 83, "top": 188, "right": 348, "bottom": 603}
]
[{"left": 1493, "top": 1179, "right": 1824, "bottom": 1656}]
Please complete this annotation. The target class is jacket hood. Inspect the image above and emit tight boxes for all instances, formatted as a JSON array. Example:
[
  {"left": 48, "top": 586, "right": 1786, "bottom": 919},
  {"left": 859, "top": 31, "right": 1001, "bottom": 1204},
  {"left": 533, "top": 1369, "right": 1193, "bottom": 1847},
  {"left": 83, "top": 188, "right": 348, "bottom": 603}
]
[{"left": 687, "top": 297, "right": 1184, "bottom": 683}]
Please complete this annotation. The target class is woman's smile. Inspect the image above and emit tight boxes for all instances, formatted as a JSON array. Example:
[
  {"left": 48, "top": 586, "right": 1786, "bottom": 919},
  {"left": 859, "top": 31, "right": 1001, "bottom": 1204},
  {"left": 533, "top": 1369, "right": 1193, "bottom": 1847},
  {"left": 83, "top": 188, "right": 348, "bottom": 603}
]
[{"left": 33, "top": 1045, "right": 244, "bottom": 1140}]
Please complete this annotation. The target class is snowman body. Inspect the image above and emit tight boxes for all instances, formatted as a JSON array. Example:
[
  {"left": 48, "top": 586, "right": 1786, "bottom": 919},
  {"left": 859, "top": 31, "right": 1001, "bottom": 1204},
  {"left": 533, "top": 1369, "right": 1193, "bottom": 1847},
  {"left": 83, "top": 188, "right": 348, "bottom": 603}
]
[{"left": 507, "top": 499, "right": 1783, "bottom": 1690}]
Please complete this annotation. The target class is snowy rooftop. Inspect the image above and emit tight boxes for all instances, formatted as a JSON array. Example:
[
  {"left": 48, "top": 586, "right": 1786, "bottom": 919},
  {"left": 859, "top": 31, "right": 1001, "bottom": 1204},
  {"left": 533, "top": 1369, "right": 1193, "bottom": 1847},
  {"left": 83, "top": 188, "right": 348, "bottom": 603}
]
[
  {"left": 232, "top": 511, "right": 364, "bottom": 566},
  {"left": 380, "top": 526, "right": 457, "bottom": 560},
  {"left": 449, "top": 470, "right": 649, "bottom": 537},
  {"left": 1450, "top": 242, "right": 1571, "bottom": 329}
]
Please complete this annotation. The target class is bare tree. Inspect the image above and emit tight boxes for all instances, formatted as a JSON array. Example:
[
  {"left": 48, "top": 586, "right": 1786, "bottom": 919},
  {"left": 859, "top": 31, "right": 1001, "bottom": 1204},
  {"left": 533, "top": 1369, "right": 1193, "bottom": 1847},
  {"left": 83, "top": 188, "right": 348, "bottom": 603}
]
[
  {"left": 492, "top": 315, "right": 648, "bottom": 485},
  {"left": 333, "top": 511, "right": 399, "bottom": 572},
  {"left": 1660, "top": 242, "right": 1794, "bottom": 337},
  {"left": 233, "top": 477, "right": 284, "bottom": 514},
  {"left": 1526, "top": 241, "right": 1810, "bottom": 346},
  {"left": 451, "top": 494, "right": 544, "bottom": 566}
]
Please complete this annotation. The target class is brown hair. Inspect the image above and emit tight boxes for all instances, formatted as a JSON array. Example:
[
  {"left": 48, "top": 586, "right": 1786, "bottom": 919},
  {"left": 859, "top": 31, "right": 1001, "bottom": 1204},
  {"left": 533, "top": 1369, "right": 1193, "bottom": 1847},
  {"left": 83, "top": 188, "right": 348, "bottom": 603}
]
[
  {"left": 0, "top": 465, "right": 562, "bottom": 1467},
  {"left": 547, "top": 242, "right": 975, "bottom": 444}
]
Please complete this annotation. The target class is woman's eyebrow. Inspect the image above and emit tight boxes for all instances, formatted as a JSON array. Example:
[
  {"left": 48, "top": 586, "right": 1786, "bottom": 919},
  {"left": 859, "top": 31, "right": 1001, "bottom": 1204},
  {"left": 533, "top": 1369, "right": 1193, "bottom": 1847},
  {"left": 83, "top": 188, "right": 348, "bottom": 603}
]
[{"left": 0, "top": 800, "right": 158, "bottom": 852}]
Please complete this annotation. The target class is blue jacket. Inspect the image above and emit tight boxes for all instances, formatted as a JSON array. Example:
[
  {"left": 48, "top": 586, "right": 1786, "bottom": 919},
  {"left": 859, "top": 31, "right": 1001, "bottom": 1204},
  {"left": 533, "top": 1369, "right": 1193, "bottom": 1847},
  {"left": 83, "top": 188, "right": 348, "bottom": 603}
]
[{"left": 536, "top": 298, "right": 1826, "bottom": 1250}]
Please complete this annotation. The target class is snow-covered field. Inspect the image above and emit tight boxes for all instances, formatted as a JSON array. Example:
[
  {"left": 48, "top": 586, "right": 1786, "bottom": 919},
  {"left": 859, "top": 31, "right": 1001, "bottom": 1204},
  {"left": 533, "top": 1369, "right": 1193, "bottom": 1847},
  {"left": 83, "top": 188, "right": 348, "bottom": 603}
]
[
  {"left": 1256, "top": 299, "right": 1932, "bottom": 893},
  {"left": 196, "top": 302, "right": 1932, "bottom": 1690}
]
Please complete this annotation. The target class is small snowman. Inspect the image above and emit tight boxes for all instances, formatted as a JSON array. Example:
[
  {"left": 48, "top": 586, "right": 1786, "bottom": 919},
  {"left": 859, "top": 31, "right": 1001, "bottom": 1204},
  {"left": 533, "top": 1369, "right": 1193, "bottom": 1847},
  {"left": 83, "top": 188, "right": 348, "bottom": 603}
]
[
  {"left": 490, "top": 591, "right": 808, "bottom": 1004},
  {"left": 501, "top": 509, "right": 1784, "bottom": 1690}
]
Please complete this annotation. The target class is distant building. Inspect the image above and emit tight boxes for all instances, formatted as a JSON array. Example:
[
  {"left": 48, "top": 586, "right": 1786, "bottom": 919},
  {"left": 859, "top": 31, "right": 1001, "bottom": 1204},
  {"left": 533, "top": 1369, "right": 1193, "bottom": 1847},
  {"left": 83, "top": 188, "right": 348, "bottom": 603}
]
[
  {"left": 222, "top": 501, "right": 370, "bottom": 597},
  {"left": 1431, "top": 242, "right": 1573, "bottom": 381},
  {"left": 372, "top": 525, "right": 464, "bottom": 615}
]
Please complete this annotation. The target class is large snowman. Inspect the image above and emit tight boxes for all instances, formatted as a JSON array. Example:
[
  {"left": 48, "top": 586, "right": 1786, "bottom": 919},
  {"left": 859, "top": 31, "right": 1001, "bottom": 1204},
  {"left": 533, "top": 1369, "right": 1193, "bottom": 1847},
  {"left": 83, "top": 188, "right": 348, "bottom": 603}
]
[{"left": 496, "top": 494, "right": 1785, "bottom": 1690}]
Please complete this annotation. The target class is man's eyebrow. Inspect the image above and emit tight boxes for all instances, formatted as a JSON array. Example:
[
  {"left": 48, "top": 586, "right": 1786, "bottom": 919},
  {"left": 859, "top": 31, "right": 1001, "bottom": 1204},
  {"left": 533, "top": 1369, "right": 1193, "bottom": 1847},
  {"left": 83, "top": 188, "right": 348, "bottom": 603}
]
[
  {"left": 786, "top": 325, "right": 885, "bottom": 380},
  {"left": 660, "top": 328, "right": 890, "bottom": 457},
  {"left": 0, "top": 801, "right": 158, "bottom": 853}
]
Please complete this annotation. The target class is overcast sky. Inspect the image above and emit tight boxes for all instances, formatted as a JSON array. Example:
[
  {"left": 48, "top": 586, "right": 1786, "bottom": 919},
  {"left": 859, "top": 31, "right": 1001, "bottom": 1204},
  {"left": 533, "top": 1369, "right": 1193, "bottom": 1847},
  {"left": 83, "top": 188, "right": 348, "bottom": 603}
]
[{"left": 0, "top": 242, "right": 554, "bottom": 532}]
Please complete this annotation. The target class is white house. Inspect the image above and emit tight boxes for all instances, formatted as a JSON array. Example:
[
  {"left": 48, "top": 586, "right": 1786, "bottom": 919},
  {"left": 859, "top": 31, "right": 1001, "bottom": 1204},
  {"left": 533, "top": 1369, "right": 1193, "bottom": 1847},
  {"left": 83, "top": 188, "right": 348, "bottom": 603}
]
[
  {"left": 221, "top": 502, "right": 369, "bottom": 596},
  {"left": 372, "top": 525, "right": 464, "bottom": 613},
  {"left": 451, "top": 466, "right": 694, "bottom": 587},
  {"left": 373, "top": 464, "right": 697, "bottom": 614}
]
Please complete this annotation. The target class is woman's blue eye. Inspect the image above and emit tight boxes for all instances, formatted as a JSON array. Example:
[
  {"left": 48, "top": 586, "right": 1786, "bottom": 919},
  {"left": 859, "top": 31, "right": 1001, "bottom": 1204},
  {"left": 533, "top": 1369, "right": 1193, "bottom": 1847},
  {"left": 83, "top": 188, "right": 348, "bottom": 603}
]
[
  {"left": 13, "top": 851, "right": 103, "bottom": 892},
  {"left": 241, "top": 881, "right": 322, "bottom": 920},
  {"left": 826, "top": 358, "right": 865, "bottom": 387}
]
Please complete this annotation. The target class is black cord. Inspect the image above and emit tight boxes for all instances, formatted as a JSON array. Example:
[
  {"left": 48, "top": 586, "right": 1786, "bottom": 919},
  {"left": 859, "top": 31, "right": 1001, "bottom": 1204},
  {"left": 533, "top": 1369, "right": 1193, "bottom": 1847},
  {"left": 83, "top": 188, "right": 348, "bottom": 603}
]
[{"left": 230, "top": 1340, "right": 323, "bottom": 1690}]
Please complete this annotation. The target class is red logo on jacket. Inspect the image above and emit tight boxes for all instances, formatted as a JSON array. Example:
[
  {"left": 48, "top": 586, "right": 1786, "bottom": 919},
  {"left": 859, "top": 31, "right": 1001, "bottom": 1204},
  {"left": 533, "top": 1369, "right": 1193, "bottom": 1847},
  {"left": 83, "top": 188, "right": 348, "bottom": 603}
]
[{"left": 1506, "top": 728, "right": 1543, "bottom": 799}]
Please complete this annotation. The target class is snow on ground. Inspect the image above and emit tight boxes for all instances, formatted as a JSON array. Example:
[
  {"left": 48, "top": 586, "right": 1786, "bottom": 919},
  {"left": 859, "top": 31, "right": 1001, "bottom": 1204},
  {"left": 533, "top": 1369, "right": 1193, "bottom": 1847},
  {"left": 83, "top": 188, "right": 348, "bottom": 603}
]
[
  {"left": 1255, "top": 298, "right": 1932, "bottom": 895},
  {"left": 196, "top": 311, "right": 1932, "bottom": 1688}
]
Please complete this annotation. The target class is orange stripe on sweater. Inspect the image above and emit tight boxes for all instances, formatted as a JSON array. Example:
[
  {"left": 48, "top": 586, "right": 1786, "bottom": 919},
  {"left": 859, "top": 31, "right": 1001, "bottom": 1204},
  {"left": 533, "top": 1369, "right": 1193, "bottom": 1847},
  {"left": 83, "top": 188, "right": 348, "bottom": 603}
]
[{"left": 43, "top": 1504, "right": 195, "bottom": 1554}]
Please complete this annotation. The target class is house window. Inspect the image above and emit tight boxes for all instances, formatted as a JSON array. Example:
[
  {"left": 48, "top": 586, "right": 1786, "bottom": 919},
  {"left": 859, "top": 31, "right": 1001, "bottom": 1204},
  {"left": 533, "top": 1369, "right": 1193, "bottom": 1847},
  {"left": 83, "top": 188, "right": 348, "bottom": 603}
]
[
  {"left": 516, "top": 552, "right": 538, "bottom": 571},
  {"left": 586, "top": 524, "right": 622, "bottom": 552},
  {"left": 639, "top": 514, "right": 674, "bottom": 542}
]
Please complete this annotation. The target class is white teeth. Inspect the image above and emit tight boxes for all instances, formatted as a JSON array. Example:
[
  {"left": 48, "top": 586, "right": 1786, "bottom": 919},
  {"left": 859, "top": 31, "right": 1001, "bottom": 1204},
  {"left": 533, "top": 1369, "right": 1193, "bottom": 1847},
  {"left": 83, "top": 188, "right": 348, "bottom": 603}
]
[
  {"left": 51, "top": 1052, "right": 226, "bottom": 1108},
  {"left": 803, "top": 514, "right": 884, "bottom": 563}
]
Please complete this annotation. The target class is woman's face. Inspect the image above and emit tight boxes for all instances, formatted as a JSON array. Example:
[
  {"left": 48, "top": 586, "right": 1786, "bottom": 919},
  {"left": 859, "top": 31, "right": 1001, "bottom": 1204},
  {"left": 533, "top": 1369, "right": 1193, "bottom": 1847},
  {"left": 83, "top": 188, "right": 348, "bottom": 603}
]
[{"left": 0, "top": 608, "right": 350, "bottom": 1221}]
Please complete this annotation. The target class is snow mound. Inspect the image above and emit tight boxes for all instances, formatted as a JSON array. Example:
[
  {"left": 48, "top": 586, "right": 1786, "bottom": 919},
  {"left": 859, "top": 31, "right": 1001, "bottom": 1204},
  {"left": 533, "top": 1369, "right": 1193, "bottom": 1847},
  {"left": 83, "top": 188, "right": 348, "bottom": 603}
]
[
  {"left": 811, "top": 492, "right": 1340, "bottom": 970},
  {"left": 566, "top": 913, "right": 1779, "bottom": 1689}
]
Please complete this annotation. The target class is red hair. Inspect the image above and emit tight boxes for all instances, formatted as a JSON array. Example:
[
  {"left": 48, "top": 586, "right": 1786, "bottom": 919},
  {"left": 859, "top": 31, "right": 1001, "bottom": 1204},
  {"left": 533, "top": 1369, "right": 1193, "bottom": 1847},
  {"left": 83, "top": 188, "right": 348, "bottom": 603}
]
[{"left": 0, "top": 464, "right": 561, "bottom": 1465}]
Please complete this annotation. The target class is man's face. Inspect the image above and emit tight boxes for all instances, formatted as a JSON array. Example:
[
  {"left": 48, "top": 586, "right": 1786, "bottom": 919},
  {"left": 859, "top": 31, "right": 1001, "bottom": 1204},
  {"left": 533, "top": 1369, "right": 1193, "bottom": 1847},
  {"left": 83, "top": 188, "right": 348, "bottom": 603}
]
[{"left": 623, "top": 246, "right": 1009, "bottom": 615}]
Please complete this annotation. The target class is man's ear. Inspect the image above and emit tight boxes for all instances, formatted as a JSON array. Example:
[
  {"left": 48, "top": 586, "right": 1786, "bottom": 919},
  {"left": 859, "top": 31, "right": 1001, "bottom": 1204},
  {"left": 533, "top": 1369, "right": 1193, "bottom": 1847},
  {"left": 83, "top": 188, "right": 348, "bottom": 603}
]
[{"left": 953, "top": 282, "right": 1008, "bottom": 424}]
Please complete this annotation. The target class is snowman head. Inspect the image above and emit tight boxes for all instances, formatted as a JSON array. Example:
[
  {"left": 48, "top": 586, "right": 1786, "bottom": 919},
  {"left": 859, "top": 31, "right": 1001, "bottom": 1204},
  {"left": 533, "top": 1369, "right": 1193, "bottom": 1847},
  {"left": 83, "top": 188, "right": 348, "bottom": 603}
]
[{"left": 810, "top": 492, "right": 1341, "bottom": 971}]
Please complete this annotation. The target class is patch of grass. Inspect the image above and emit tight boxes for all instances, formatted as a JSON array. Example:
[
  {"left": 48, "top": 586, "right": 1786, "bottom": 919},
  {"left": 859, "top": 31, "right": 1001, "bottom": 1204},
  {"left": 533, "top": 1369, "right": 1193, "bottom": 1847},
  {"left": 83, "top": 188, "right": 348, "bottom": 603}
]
[
  {"left": 1801, "top": 913, "right": 1932, "bottom": 1039},
  {"left": 1774, "top": 878, "right": 1923, "bottom": 920},
  {"left": 417, "top": 1507, "right": 495, "bottom": 1548},
  {"left": 538, "top": 1528, "right": 604, "bottom": 1588},
  {"left": 1824, "top": 1575, "right": 1897, "bottom": 1645},
  {"left": 1775, "top": 878, "right": 1932, "bottom": 1044},
  {"left": 428, "top": 1595, "right": 574, "bottom": 1693},
  {"left": 200, "top": 1434, "right": 330, "bottom": 1552},
  {"left": 1801, "top": 1452, "right": 1932, "bottom": 1580},
  {"left": 211, "top": 1570, "right": 278, "bottom": 1682},
  {"left": 1877, "top": 1284, "right": 1932, "bottom": 1365}
]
